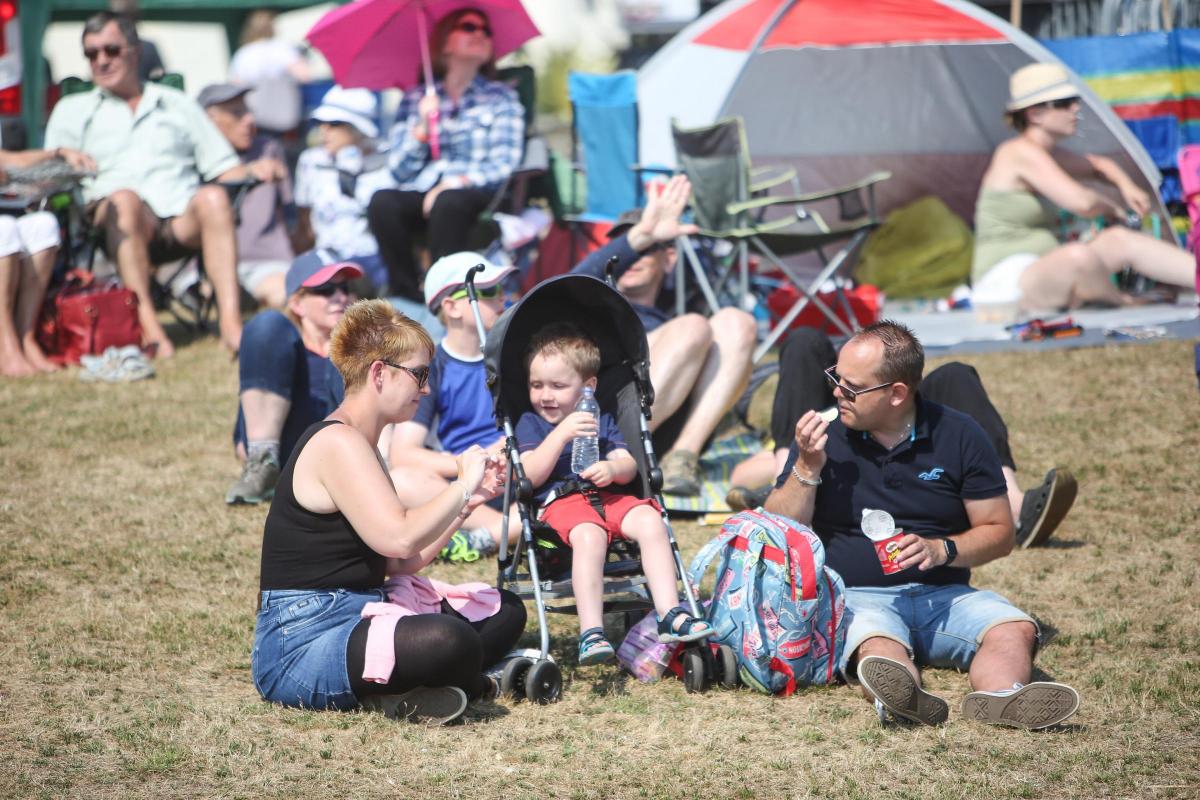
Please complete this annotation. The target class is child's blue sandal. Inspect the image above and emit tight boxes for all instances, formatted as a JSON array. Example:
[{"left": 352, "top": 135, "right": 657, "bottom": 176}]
[
  {"left": 578, "top": 628, "right": 615, "bottom": 665},
  {"left": 657, "top": 606, "right": 714, "bottom": 643}
]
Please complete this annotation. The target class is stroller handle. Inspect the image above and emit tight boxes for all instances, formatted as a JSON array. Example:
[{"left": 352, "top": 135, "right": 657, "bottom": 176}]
[{"left": 464, "top": 264, "right": 489, "bottom": 345}]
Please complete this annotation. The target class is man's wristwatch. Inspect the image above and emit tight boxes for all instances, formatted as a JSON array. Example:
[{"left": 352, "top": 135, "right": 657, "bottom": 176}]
[{"left": 941, "top": 537, "right": 958, "bottom": 565}]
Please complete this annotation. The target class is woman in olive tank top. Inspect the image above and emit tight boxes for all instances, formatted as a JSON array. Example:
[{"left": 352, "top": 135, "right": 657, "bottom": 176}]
[{"left": 974, "top": 63, "right": 1194, "bottom": 310}]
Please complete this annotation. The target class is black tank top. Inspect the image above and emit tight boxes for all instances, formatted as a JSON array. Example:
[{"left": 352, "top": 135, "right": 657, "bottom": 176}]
[{"left": 259, "top": 420, "right": 386, "bottom": 590}]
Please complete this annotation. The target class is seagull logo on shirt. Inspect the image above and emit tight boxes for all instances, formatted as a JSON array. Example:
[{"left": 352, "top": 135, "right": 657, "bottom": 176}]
[{"left": 918, "top": 467, "right": 944, "bottom": 481}]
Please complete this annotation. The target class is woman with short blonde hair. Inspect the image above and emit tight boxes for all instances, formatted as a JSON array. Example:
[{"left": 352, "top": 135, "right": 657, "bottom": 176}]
[{"left": 251, "top": 299, "right": 525, "bottom": 724}]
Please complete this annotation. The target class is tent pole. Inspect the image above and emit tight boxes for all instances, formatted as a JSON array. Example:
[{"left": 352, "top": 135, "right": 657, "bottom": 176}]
[{"left": 1009, "top": 0, "right": 1022, "bottom": 29}]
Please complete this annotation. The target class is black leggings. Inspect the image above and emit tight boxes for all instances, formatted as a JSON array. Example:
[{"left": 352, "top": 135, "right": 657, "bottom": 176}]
[
  {"left": 366, "top": 187, "right": 493, "bottom": 301},
  {"left": 770, "top": 328, "right": 1016, "bottom": 470},
  {"left": 346, "top": 588, "right": 526, "bottom": 701}
]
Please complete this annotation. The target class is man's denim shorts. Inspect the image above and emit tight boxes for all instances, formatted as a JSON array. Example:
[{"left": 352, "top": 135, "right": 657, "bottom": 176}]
[
  {"left": 252, "top": 588, "right": 385, "bottom": 711},
  {"left": 839, "top": 582, "right": 1037, "bottom": 675}
]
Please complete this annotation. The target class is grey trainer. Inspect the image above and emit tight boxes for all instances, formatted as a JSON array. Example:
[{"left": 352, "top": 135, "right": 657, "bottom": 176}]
[
  {"left": 961, "top": 682, "right": 1080, "bottom": 729},
  {"left": 660, "top": 449, "right": 701, "bottom": 496},
  {"left": 225, "top": 451, "right": 281, "bottom": 505},
  {"left": 857, "top": 655, "right": 949, "bottom": 726}
]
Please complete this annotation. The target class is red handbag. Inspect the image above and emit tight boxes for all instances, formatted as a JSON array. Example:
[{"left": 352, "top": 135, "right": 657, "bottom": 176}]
[{"left": 36, "top": 269, "right": 143, "bottom": 365}]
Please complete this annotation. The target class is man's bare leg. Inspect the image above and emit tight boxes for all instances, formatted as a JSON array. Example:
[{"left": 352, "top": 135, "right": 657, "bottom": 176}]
[
  {"left": 253, "top": 272, "right": 287, "bottom": 310},
  {"left": 669, "top": 307, "right": 755, "bottom": 455},
  {"left": 0, "top": 252, "right": 34, "bottom": 376},
  {"left": 16, "top": 246, "right": 61, "bottom": 372},
  {"left": 170, "top": 184, "right": 242, "bottom": 353},
  {"left": 98, "top": 190, "right": 175, "bottom": 358},
  {"left": 240, "top": 388, "right": 290, "bottom": 459},
  {"left": 967, "top": 621, "right": 1036, "bottom": 692},
  {"left": 644, "top": 314, "right": 711, "bottom": 430}
]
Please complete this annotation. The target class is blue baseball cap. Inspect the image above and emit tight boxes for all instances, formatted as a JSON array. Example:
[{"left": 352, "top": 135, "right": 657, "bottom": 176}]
[{"left": 285, "top": 250, "right": 364, "bottom": 298}]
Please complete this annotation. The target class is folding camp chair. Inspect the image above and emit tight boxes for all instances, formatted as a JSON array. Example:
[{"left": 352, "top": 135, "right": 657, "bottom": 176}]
[
  {"left": 671, "top": 116, "right": 890, "bottom": 362},
  {"left": 562, "top": 71, "right": 670, "bottom": 263}
]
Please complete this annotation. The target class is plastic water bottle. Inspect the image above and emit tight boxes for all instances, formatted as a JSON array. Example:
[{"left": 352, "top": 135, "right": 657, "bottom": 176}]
[{"left": 570, "top": 386, "right": 600, "bottom": 474}]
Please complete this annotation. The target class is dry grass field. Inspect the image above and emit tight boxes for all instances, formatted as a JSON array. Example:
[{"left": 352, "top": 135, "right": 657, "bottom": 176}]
[{"left": 1, "top": 330, "right": 1198, "bottom": 799}]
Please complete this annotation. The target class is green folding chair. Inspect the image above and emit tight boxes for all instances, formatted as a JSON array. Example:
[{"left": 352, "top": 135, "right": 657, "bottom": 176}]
[{"left": 671, "top": 116, "right": 890, "bottom": 361}]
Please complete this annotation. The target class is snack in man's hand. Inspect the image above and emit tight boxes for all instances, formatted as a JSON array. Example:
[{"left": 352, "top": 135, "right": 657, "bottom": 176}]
[{"left": 818, "top": 406, "right": 839, "bottom": 423}]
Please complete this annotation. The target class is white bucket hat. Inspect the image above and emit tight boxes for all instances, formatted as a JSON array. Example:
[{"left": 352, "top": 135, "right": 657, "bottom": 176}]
[
  {"left": 1006, "top": 63, "right": 1080, "bottom": 112},
  {"left": 424, "top": 251, "right": 516, "bottom": 312},
  {"left": 311, "top": 85, "right": 379, "bottom": 138}
]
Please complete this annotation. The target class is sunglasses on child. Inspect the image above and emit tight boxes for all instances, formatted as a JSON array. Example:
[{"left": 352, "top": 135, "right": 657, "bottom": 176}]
[
  {"left": 304, "top": 281, "right": 350, "bottom": 298},
  {"left": 1043, "top": 96, "right": 1081, "bottom": 110},
  {"left": 84, "top": 44, "right": 129, "bottom": 61},
  {"left": 823, "top": 366, "right": 894, "bottom": 401},
  {"left": 381, "top": 360, "right": 431, "bottom": 390},
  {"left": 453, "top": 21, "right": 493, "bottom": 37},
  {"left": 449, "top": 284, "right": 502, "bottom": 301}
]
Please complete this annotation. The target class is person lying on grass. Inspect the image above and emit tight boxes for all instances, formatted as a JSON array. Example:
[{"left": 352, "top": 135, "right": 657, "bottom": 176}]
[
  {"left": 514, "top": 322, "right": 713, "bottom": 666},
  {"left": 252, "top": 299, "right": 525, "bottom": 725}
]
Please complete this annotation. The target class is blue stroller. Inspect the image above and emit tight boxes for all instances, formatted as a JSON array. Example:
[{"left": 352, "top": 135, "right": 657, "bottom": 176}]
[{"left": 463, "top": 271, "right": 719, "bottom": 702}]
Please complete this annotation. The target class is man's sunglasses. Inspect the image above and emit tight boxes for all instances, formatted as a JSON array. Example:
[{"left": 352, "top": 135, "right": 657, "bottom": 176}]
[
  {"left": 449, "top": 284, "right": 502, "bottom": 301},
  {"left": 304, "top": 281, "right": 350, "bottom": 298},
  {"left": 454, "top": 21, "right": 493, "bottom": 37},
  {"left": 1043, "top": 96, "right": 1081, "bottom": 110},
  {"left": 84, "top": 44, "right": 128, "bottom": 61},
  {"left": 823, "top": 366, "right": 894, "bottom": 401},
  {"left": 382, "top": 360, "right": 431, "bottom": 390}
]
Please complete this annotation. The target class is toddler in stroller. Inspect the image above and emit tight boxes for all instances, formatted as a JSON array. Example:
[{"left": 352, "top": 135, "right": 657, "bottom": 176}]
[{"left": 515, "top": 322, "right": 714, "bottom": 665}]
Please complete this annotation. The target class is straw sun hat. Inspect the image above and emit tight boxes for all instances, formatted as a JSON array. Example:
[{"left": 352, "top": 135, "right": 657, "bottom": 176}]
[{"left": 1006, "top": 63, "right": 1079, "bottom": 112}]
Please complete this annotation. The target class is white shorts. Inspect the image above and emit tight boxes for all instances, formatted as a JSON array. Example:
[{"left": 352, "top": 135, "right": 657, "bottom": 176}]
[
  {"left": 972, "top": 253, "right": 1039, "bottom": 305},
  {"left": 237, "top": 259, "right": 290, "bottom": 294},
  {"left": 0, "top": 212, "right": 61, "bottom": 259}
]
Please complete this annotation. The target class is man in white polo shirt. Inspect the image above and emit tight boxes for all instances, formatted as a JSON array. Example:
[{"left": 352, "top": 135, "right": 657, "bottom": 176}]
[{"left": 44, "top": 12, "right": 247, "bottom": 357}]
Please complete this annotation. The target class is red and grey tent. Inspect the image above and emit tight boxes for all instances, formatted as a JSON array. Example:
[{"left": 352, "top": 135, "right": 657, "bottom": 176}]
[{"left": 637, "top": 0, "right": 1169, "bottom": 226}]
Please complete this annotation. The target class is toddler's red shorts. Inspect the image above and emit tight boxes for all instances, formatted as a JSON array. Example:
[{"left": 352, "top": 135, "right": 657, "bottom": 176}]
[{"left": 541, "top": 490, "right": 662, "bottom": 546}]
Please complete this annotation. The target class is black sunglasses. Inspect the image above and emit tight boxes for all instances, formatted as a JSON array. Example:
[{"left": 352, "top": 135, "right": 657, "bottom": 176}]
[
  {"left": 382, "top": 360, "right": 431, "bottom": 390},
  {"left": 1044, "top": 96, "right": 1081, "bottom": 110},
  {"left": 454, "top": 21, "right": 493, "bottom": 37},
  {"left": 84, "top": 44, "right": 127, "bottom": 61},
  {"left": 823, "top": 366, "right": 894, "bottom": 401},
  {"left": 304, "top": 282, "right": 350, "bottom": 298}
]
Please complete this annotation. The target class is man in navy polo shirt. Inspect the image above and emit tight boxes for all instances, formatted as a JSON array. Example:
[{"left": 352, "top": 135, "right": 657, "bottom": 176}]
[{"left": 764, "top": 321, "right": 1080, "bottom": 729}]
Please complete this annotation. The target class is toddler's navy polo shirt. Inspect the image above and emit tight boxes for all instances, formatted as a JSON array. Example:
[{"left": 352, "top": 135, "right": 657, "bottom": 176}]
[{"left": 777, "top": 397, "right": 1006, "bottom": 588}]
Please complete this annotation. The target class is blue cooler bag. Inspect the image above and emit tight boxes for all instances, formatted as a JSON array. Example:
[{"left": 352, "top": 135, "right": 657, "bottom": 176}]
[{"left": 688, "top": 509, "right": 846, "bottom": 694}]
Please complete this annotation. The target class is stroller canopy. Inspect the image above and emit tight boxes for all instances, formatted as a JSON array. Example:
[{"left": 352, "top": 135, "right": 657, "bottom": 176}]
[{"left": 484, "top": 275, "right": 650, "bottom": 426}]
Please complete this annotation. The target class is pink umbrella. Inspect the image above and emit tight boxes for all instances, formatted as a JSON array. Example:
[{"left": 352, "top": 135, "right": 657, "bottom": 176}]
[
  {"left": 308, "top": 0, "right": 539, "bottom": 91},
  {"left": 307, "top": 0, "right": 540, "bottom": 156}
]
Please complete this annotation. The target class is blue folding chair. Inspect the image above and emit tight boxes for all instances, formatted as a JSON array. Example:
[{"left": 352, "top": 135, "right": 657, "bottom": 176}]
[{"left": 565, "top": 71, "right": 645, "bottom": 224}]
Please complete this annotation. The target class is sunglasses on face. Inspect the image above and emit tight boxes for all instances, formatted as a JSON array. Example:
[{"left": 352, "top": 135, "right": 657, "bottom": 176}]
[
  {"left": 454, "top": 21, "right": 493, "bottom": 37},
  {"left": 381, "top": 360, "right": 431, "bottom": 390},
  {"left": 823, "top": 366, "right": 894, "bottom": 402},
  {"left": 449, "top": 284, "right": 502, "bottom": 301},
  {"left": 304, "top": 281, "right": 350, "bottom": 298},
  {"left": 84, "top": 44, "right": 128, "bottom": 61},
  {"left": 1044, "top": 96, "right": 1081, "bottom": 110}
]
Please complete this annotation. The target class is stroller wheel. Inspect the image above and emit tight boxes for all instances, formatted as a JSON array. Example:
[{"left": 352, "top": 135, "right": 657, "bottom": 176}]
[
  {"left": 681, "top": 648, "right": 709, "bottom": 694},
  {"left": 524, "top": 659, "right": 563, "bottom": 704},
  {"left": 715, "top": 644, "right": 739, "bottom": 690},
  {"left": 500, "top": 657, "right": 534, "bottom": 699}
]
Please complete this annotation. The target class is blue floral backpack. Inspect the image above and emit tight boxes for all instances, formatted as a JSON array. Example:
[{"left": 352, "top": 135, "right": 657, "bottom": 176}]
[{"left": 688, "top": 509, "right": 846, "bottom": 695}]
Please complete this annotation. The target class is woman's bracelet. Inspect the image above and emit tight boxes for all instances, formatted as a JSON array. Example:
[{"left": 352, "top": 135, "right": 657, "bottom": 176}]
[
  {"left": 450, "top": 480, "right": 471, "bottom": 510},
  {"left": 791, "top": 466, "right": 822, "bottom": 487}
]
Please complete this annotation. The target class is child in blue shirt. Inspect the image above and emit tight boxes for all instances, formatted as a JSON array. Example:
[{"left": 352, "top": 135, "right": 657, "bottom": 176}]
[{"left": 515, "top": 323, "right": 713, "bottom": 665}]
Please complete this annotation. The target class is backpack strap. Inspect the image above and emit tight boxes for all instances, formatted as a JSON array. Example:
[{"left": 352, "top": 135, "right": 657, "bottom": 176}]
[{"left": 743, "top": 510, "right": 817, "bottom": 602}]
